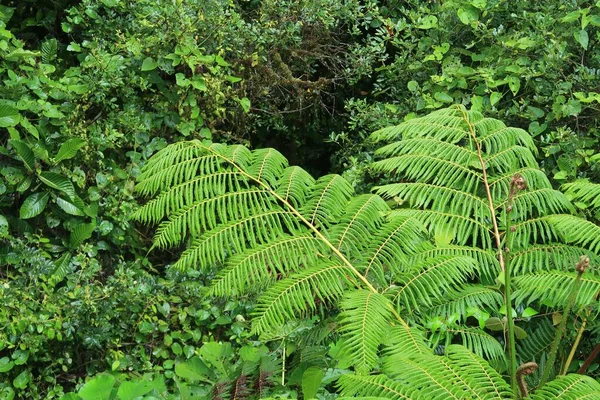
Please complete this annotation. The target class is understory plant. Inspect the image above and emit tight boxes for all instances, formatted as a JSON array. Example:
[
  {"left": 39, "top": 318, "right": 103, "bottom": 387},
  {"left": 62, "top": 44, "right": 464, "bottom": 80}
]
[{"left": 134, "top": 106, "right": 600, "bottom": 398}]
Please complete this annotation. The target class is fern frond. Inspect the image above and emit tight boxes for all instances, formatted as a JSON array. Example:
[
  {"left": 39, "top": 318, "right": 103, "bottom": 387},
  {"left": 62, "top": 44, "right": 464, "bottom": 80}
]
[
  {"left": 422, "top": 285, "right": 504, "bottom": 322},
  {"left": 209, "top": 234, "right": 325, "bottom": 296},
  {"left": 252, "top": 263, "right": 351, "bottom": 336},
  {"left": 531, "top": 374, "right": 600, "bottom": 399},
  {"left": 475, "top": 118, "right": 537, "bottom": 154},
  {"left": 384, "top": 345, "right": 511, "bottom": 399},
  {"left": 444, "top": 345, "right": 513, "bottom": 399},
  {"left": 496, "top": 189, "right": 574, "bottom": 221},
  {"left": 274, "top": 166, "right": 315, "bottom": 207},
  {"left": 136, "top": 142, "right": 232, "bottom": 196},
  {"left": 445, "top": 327, "right": 506, "bottom": 363},
  {"left": 371, "top": 153, "right": 482, "bottom": 193},
  {"left": 510, "top": 244, "right": 599, "bottom": 275},
  {"left": 300, "top": 174, "right": 354, "bottom": 228},
  {"left": 171, "top": 210, "right": 299, "bottom": 271},
  {"left": 152, "top": 189, "right": 275, "bottom": 248},
  {"left": 338, "top": 290, "right": 393, "bottom": 374},
  {"left": 392, "top": 255, "right": 477, "bottom": 312},
  {"left": 374, "top": 182, "right": 491, "bottom": 221},
  {"left": 563, "top": 179, "right": 600, "bottom": 211},
  {"left": 327, "top": 194, "right": 389, "bottom": 258},
  {"left": 383, "top": 325, "right": 432, "bottom": 359},
  {"left": 513, "top": 271, "right": 600, "bottom": 309},
  {"left": 246, "top": 147, "right": 288, "bottom": 186},
  {"left": 547, "top": 214, "right": 600, "bottom": 254},
  {"left": 360, "top": 215, "right": 426, "bottom": 285},
  {"left": 337, "top": 374, "right": 412, "bottom": 399},
  {"left": 133, "top": 171, "right": 248, "bottom": 224},
  {"left": 487, "top": 167, "right": 552, "bottom": 201},
  {"left": 482, "top": 145, "right": 538, "bottom": 174},
  {"left": 390, "top": 208, "right": 492, "bottom": 248},
  {"left": 517, "top": 318, "right": 555, "bottom": 364}
]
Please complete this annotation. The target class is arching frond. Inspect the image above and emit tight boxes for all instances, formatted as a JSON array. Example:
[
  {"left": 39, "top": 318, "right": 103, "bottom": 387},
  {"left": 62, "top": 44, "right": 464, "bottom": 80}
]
[
  {"left": 327, "top": 194, "right": 389, "bottom": 258},
  {"left": 359, "top": 215, "right": 426, "bottom": 286},
  {"left": 274, "top": 166, "right": 315, "bottom": 207},
  {"left": 300, "top": 174, "right": 354, "bottom": 228},
  {"left": 375, "top": 182, "right": 491, "bottom": 221},
  {"left": 563, "top": 179, "right": 600, "bottom": 212},
  {"left": 337, "top": 374, "right": 412, "bottom": 400},
  {"left": 390, "top": 209, "right": 492, "bottom": 248},
  {"left": 383, "top": 345, "right": 512, "bottom": 399},
  {"left": 338, "top": 290, "right": 393, "bottom": 374},
  {"left": 488, "top": 167, "right": 552, "bottom": 201},
  {"left": 392, "top": 255, "right": 477, "bottom": 312},
  {"left": 547, "top": 214, "right": 600, "bottom": 254},
  {"left": 513, "top": 271, "right": 600, "bottom": 309},
  {"left": 252, "top": 263, "right": 351, "bottom": 336},
  {"left": 383, "top": 325, "right": 432, "bottom": 358},
  {"left": 372, "top": 153, "right": 482, "bottom": 193},
  {"left": 172, "top": 210, "right": 299, "bottom": 270},
  {"left": 517, "top": 318, "right": 555, "bottom": 364},
  {"left": 445, "top": 327, "right": 506, "bottom": 363},
  {"left": 422, "top": 285, "right": 504, "bottom": 322},
  {"left": 531, "top": 374, "right": 600, "bottom": 399},
  {"left": 510, "top": 244, "right": 599, "bottom": 275},
  {"left": 152, "top": 189, "right": 275, "bottom": 248},
  {"left": 409, "top": 244, "right": 499, "bottom": 283},
  {"left": 475, "top": 118, "right": 536, "bottom": 154},
  {"left": 209, "top": 234, "right": 325, "bottom": 296},
  {"left": 496, "top": 188, "right": 574, "bottom": 221}
]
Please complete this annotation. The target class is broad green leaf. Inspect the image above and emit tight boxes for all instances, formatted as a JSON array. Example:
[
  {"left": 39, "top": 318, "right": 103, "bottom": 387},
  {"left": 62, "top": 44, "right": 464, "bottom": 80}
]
[
  {"left": 48, "top": 252, "right": 72, "bottom": 286},
  {"left": 302, "top": 367, "right": 325, "bottom": 400},
  {"left": 69, "top": 221, "right": 96, "bottom": 248},
  {"left": 240, "top": 97, "right": 251, "bottom": 113},
  {"left": 0, "top": 357, "right": 14, "bottom": 372},
  {"left": 38, "top": 172, "right": 76, "bottom": 199},
  {"left": 0, "top": 104, "right": 21, "bottom": 127},
  {"left": 12, "top": 370, "right": 29, "bottom": 389},
  {"left": 457, "top": 6, "right": 479, "bottom": 25},
  {"left": 561, "top": 10, "right": 581, "bottom": 23},
  {"left": 490, "top": 92, "right": 502, "bottom": 106},
  {"left": 141, "top": 56, "right": 158, "bottom": 71},
  {"left": 484, "top": 317, "right": 504, "bottom": 331},
  {"left": 522, "top": 307, "right": 538, "bottom": 318},
  {"left": 0, "top": 215, "right": 8, "bottom": 238},
  {"left": 12, "top": 350, "right": 28, "bottom": 365},
  {"left": 417, "top": 15, "right": 438, "bottom": 29},
  {"left": 78, "top": 373, "right": 115, "bottom": 400},
  {"left": 514, "top": 326, "right": 528, "bottom": 340},
  {"left": 434, "top": 92, "right": 453, "bottom": 103},
  {"left": 174, "top": 356, "right": 212, "bottom": 382},
  {"left": 8, "top": 139, "right": 35, "bottom": 171},
  {"left": 54, "top": 138, "right": 87, "bottom": 164},
  {"left": 56, "top": 197, "right": 85, "bottom": 216},
  {"left": 574, "top": 29, "right": 589, "bottom": 50},
  {"left": 507, "top": 76, "right": 520, "bottom": 95},
  {"left": 116, "top": 379, "right": 157, "bottom": 400},
  {"left": 20, "top": 192, "right": 49, "bottom": 219}
]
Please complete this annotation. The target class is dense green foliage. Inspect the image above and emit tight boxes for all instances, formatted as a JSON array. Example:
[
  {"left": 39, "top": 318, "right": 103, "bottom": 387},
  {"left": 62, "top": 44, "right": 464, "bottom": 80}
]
[{"left": 2, "top": 0, "right": 600, "bottom": 399}]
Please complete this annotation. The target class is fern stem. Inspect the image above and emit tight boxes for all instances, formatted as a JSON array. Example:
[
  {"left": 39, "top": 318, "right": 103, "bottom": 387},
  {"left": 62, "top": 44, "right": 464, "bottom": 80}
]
[
  {"left": 200, "top": 144, "right": 413, "bottom": 330},
  {"left": 459, "top": 105, "right": 518, "bottom": 395},
  {"left": 538, "top": 256, "right": 589, "bottom": 389},
  {"left": 504, "top": 197, "right": 518, "bottom": 398},
  {"left": 458, "top": 106, "right": 505, "bottom": 272},
  {"left": 562, "top": 313, "right": 587, "bottom": 375}
]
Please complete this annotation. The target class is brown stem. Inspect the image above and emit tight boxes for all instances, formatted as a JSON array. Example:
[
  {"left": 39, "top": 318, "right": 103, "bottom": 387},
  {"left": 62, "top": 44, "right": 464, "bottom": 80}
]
[
  {"left": 578, "top": 343, "right": 600, "bottom": 374},
  {"left": 517, "top": 362, "right": 538, "bottom": 398},
  {"left": 458, "top": 106, "right": 505, "bottom": 272}
]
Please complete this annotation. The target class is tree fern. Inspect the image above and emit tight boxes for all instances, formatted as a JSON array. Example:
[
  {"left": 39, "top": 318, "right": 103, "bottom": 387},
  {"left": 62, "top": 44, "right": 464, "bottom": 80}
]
[
  {"left": 134, "top": 140, "right": 428, "bottom": 373},
  {"left": 135, "top": 107, "right": 600, "bottom": 397}
]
